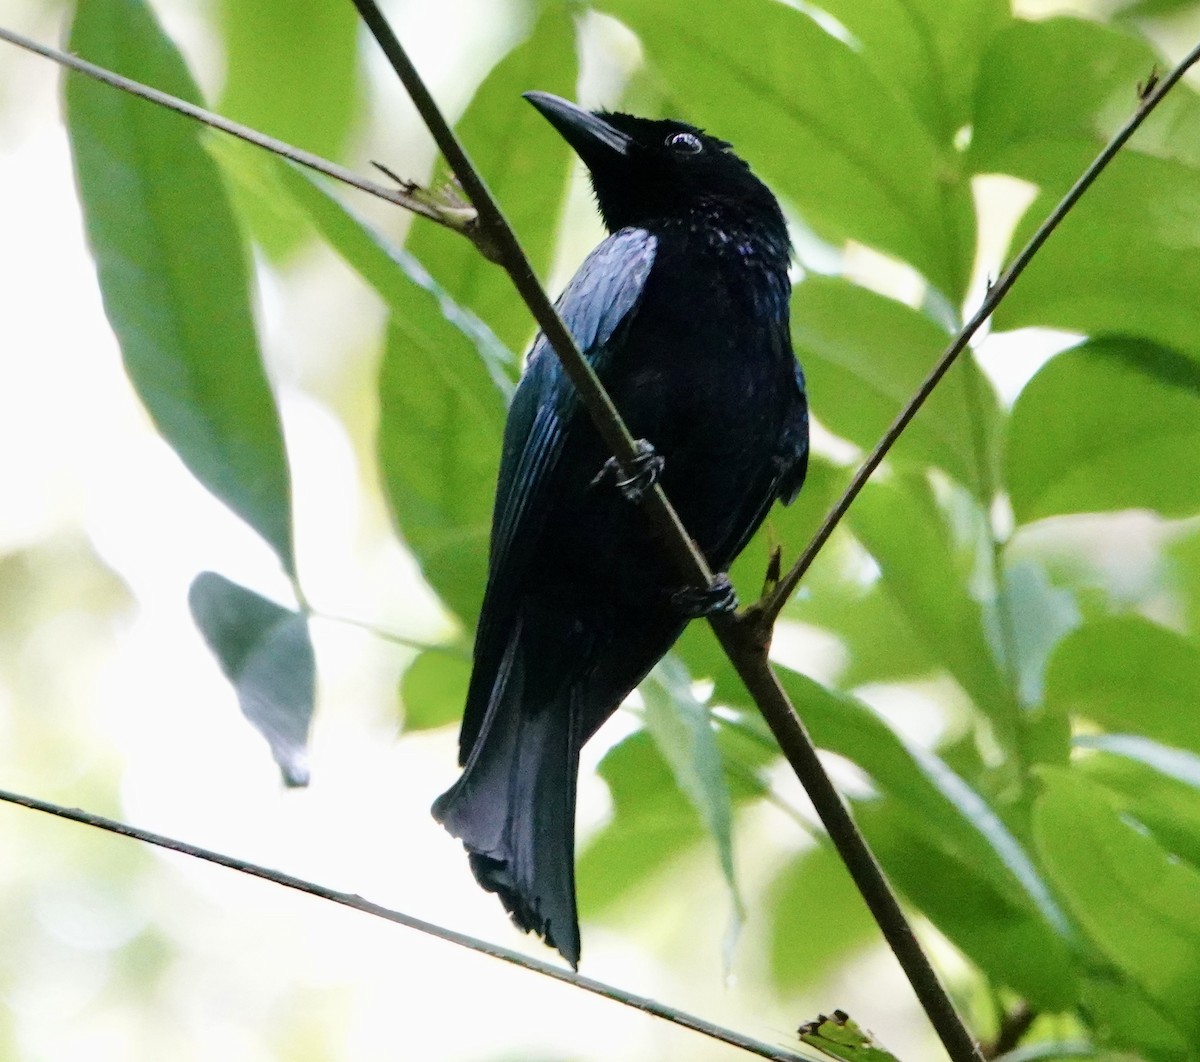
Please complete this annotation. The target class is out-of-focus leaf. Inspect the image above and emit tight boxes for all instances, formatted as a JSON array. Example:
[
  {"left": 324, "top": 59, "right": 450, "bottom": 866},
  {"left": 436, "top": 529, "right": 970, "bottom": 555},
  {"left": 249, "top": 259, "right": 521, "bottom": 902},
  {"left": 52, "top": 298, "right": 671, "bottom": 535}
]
[
  {"left": 1033, "top": 769, "right": 1200, "bottom": 1046},
  {"left": 642, "top": 657, "right": 742, "bottom": 941},
  {"left": 1044, "top": 616, "right": 1200, "bottom": 756},
  {"left": 599, "top": 0, "right": 976, "bottom": 299},
  {"left": 400, "top": 650, "right": 471, "bottom": 732},
  {"left": 847, "top": 476, "right": 1014, "bottom": 731},
  {"left": 798, "top": 1009, "right": 901, "bottom": 1062},
  {"left": 812, "top": 0, "right": 1009, "bottom": 145},
  {"left": 578, "top": 729, "right": 762, "bottom": 915},
  {"left": 1006, "top": 337, "right": 1200, "bottom": 524},
  {"left": 1000, "top": 558, "right": 1082, "bottom": 711},
  {"left": 1076, "top": 734, "right": 1200, "bottom": 870},
  {"left": 577, "top": 731, "right": 705, "bottom": 914},
  {"left": 188, "top": 572, "right": 314, "bottom": 786},
  {"left": 217, "top": 0, "right": 360, "bottom": 257},
  {"left": 774, "top": 667, "right": 1077, "bottom": 1007},
  {"left": 66, "top": 0, "right": 294, "bottom": 572},
  {"left": 970, "top": 17, "right": 1200, "bottom": 184},
  {"left": 792, "top": 277, "right": 999, "bottom": 496},
  {"left": 1080, "top": 973, "right": 1193, "bottom": 1061},
  {"left": 405, "top": 9, "right": 578, "bottom": 355},
  {"left": 765, "top": 844, "right": 879, "bottom": 993},
  {"left": 993, "top": 175, "right": 1200, "bottom": 362},
  {"left": 378, "top": 313, "right": 505, "bottom": 627}
]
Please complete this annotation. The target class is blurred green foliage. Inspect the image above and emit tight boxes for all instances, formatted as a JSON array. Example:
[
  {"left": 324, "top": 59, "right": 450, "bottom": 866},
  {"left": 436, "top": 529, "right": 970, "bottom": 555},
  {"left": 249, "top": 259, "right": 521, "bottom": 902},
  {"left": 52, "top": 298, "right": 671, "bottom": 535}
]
[{"left": 50, "top": 0, "right": 1200, "bottom": 1056}]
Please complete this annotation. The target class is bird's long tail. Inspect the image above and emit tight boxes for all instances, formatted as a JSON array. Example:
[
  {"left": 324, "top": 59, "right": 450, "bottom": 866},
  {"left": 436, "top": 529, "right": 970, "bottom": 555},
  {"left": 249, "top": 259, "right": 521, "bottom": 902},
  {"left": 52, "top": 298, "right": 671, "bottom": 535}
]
[{"left": 431, "top": 615, "right": 582, "bottom": 967}]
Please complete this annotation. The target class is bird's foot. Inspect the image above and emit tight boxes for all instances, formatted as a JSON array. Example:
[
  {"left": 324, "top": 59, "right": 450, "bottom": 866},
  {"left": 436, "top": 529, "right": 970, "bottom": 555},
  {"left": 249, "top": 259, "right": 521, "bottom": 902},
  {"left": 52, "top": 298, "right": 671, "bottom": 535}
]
[
  {"left": 589, "top": 438, "right": 664, "bottom": 504},
  {"left": 671, "top": 573, "right": 738, "bottom": 618}
]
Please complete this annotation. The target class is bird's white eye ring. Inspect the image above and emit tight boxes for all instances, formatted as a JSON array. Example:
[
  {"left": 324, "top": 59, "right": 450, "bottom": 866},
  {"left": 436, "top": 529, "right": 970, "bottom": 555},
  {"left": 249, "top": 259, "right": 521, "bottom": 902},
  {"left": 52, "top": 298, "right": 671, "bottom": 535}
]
[{"left": 666, "top": 131, "right": 703, "bottom": 155}]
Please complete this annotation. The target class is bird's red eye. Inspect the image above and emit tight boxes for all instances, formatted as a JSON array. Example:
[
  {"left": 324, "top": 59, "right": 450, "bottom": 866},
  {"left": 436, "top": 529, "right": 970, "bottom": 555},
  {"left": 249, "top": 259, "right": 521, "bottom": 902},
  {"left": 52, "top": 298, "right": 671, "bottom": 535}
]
[{"left": 666, "top": 131, "right": 703, "bottom": 155}]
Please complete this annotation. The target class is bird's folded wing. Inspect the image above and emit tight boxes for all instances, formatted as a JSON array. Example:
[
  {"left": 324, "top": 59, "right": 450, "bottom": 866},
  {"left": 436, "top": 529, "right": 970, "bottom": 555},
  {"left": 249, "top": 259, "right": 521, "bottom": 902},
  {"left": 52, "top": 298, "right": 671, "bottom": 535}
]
[{"left": 458, "top": 227, "right": 658, "bottom": 762}]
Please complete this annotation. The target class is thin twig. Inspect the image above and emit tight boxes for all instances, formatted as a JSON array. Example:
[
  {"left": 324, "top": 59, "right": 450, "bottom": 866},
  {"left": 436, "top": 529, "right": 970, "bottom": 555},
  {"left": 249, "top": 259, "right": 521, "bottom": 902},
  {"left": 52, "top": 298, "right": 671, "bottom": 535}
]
[
  {"left": 0, "top": 787, "right": 814, "bottom": 1062},
  {"left": 0, "top": 26, "right": 480, "bottom": 244},
  {"left": 754, "top": 40, "right": 1200, "bottom": 628}
]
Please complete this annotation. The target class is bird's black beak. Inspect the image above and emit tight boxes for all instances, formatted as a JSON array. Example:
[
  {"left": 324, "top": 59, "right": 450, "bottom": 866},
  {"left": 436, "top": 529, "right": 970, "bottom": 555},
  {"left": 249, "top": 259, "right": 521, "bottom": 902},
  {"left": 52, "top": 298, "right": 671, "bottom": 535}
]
[{"left": 523, "top": 92, "right": 634, "bottom": 170}]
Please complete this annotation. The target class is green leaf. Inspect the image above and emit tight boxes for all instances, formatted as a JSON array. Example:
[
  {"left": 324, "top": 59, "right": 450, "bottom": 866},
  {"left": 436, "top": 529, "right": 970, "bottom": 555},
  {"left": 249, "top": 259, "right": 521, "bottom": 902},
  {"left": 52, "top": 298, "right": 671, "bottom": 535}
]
[
  {"left": 773, "top": 666, "right": 1077, "bottom": 1007},
  {"left": 1044, "top": 616, "right": 1200, "bottom": 757},
  {"left": 217, "top": 0, "right": 360, "bottom": 258},
  {"left": 1006, "top": 337, "right": 1200, "bottom": 524},
  {"left": 765, "top": 844, "right": 880, "bottom": 993},
  {"left": 188, "top": 572, "right": 314, "bottom": 786},
  {"left": 791, "top": 277, "right": 999, "bottom": 495},
  {"left": 65, "top": 0, "right": 294, "bottom": 572},
  {"left": 970, "top": 17, "right": 1200, "bottom": 184},
  {"left": 847, "top": 476, "right": 1014, "bottom": 729},
  {"left": 404, "top": 8, "right": 578, "bottom": 355},
  {"left": 641, "top": 656, "right": 743, "bottom": 948},
  {"left": 599, "top": 0, "right": 976, "bottom": 299},
  {"left": 577, "top": 731, "right": 706, "bottom": 914},
  {"left": 400, "top": 650, "right": 471, "bottom": 732},
  {"left": 1033, "top": 769, "right": 1200, "bottom": 1046},
  {"left": 798, "top": 1009, "right": 902, "bottom": 1062},
  {"left": 993, "top": 167, "right": 1200, "bottom": 361},
  {"left": 1077, "top": 734, "right": 1200, "bottom": 871},
  {"left": 377, "top": 310, "right": 506, "bottom": 627},
  {"left": 811, "top": 0, "right": 1009, "bottom": 146}
]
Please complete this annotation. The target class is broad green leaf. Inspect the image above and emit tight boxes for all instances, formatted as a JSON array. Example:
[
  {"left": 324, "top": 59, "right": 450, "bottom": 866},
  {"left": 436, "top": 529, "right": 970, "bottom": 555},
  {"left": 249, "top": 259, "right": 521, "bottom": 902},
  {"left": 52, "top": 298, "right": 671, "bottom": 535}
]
[
  {"left": 791, "top": 277, "right": 999, "bottom": 496},
  {"left": 765, "top": 844, "right": 880, "bottom": 992},
  {"left": 1080, "top": 973, "right": 1193, "bottom": 1061},
  {"left": 1077, "top": 734, "right": 1200, "bottom": 871},
  {"left": 188, "top": 572, "right": 314, "bottom": 786},
  {"left": 218, "top": 0, "right": 359, "bottom": 161},
  {"left": 1006, "top": 338, "right": 1200, "bottom": 524},
  {"left": 1034, "top": 769, "right": 1200, "bottom": 1046},
  {"left": 66, "top": 0, "right": 294, "bottom": 572},
  {"left": 993, "top": 170, "right": 1200, "bottom": 361},
  {"left": 641, "top": 656, "right": 743, "bottom": 946},
  {"left": 812, "top": 0, "right": 1009, "bottom": 145},
  {"left": 847, "top": 476, "right": 1014, "bottom": 730},
  {"left": 405, "top": 9, "right": 578, "bottom": 355},
  {"left": 773, "top": 666, "right": 1077, "bottom": 1006},
  {"left": 970, "top": 17, "right": 1200, "bottom": 184},
  {"left": 378, "top": 313, "right": 506, "bottom": 626},
  {"left": 999, "top": 557, "right": 1082, "bottom": 711},
  {"left": 578, "top": 729, "right": 763, "bottom": 915},
  {"left": 798, "top": 1010, "right": 901, "bottom": 1062},
  {"left": 217, "top": 0, "right": 360, "bottom": 258},
  {"left": 577, "top": 731, "right": 706, "bottom": 914},
  {"left": 1045, "top": 616, "right": 1200, "bottom": 757},
  {"left": 400, "top": 650, "right": 472, "bottom": 732},
  {"left": 599, "top": 0, "right": 976, "bottom": 299}
]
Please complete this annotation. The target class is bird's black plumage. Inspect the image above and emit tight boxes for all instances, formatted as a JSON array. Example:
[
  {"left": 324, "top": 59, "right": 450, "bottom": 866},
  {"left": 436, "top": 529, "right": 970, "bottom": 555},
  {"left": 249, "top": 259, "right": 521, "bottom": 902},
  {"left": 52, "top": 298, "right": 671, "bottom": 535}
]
[{"left": 432, "top": 93, "right": 809, "bottom": 966}]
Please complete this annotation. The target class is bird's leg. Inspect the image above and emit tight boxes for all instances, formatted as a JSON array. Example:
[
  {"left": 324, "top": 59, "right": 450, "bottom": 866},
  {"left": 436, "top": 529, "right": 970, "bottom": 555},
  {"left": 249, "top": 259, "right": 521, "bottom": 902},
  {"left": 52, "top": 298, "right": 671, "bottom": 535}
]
[
  {"left": 671, "top": 573, "right": 739, "bottom": 618},
  {"left": 589, "top": 438, "right": 664, "bottom": 504}
]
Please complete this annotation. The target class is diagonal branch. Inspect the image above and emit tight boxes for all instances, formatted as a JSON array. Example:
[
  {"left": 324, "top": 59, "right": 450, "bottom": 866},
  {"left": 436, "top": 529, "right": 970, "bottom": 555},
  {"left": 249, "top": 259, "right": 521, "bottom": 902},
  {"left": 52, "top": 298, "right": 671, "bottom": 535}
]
[
  {"left": 0, "top": 786, "right": 814, "bottom": 1062},
  {"left": 752, "top": 40, "right": 1200, "bottom": 629},
  {"left": 0, "top": 26, "right": 482, "bottom": 249}
]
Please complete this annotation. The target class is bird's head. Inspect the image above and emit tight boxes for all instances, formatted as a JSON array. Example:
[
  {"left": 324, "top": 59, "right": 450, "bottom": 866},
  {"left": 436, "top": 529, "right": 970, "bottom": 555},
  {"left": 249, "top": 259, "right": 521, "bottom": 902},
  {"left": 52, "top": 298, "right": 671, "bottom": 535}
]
[{"left": 524, "top": 92, "right": 785, "bottom": 238}]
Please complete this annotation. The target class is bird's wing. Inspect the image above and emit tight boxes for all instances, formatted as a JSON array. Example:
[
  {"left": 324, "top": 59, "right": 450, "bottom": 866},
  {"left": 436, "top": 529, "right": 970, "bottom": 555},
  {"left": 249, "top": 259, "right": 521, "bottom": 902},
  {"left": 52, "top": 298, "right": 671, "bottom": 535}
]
[
  {"left": 457, "top": 227, "right": 658, "bottom": 762},
  {"left": 778, "top": 360, "right": 810, "bottom": 505}
]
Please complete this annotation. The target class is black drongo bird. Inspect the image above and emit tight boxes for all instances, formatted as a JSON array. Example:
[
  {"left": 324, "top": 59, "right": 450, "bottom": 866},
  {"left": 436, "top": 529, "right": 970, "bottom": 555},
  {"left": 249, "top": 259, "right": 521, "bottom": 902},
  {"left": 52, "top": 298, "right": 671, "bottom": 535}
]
[{"left": 432, "top": 92, "right": 809, "bottom": 966}]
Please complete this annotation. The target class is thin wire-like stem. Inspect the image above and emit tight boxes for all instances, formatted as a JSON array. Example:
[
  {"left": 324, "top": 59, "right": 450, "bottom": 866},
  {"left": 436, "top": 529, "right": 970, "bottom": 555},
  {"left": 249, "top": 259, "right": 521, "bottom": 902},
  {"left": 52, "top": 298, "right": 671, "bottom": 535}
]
[
  {"left": 0, "top": 787, "right": 814, "bottom": 1062},
  {"left": 0, "top": 26, "right": 477, "bottom": 238},
  {"left": 756, "top": 41, "right": 1200, "bottom": 626}
]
